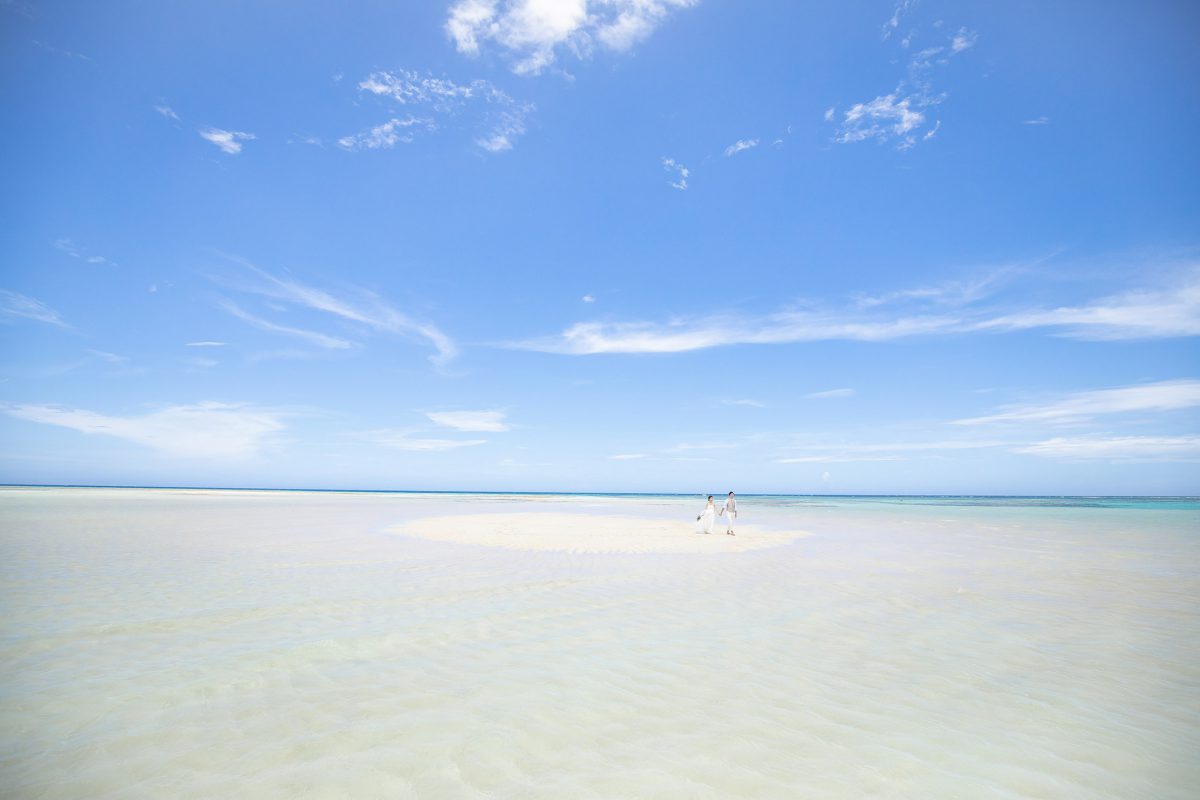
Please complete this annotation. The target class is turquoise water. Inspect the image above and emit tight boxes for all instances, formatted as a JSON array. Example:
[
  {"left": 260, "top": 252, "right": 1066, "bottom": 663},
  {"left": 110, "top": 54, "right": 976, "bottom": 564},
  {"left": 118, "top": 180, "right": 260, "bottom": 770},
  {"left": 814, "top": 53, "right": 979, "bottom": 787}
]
[{"left": 1, "top": 487, "right": 1197, "bottom": 798}]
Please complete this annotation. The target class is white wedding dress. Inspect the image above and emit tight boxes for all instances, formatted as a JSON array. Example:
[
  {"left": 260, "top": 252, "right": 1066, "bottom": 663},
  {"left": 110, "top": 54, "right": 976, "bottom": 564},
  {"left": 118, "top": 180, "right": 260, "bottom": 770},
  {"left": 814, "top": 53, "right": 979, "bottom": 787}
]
[{"left": 696, "top": 504, "right": 716, "bottom": 534}]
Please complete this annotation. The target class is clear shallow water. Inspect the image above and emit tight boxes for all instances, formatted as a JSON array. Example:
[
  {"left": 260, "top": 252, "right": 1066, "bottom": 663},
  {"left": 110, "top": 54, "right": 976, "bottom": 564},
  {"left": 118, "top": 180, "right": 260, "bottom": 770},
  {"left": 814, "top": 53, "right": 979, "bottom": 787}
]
[{"left": 0, "top": 488, "right": 1197, "bottom": 798}]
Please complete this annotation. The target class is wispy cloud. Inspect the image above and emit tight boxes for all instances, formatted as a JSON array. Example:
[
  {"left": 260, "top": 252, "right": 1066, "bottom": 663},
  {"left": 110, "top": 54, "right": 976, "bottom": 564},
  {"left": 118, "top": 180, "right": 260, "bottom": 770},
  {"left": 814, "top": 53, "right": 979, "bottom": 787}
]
[
  {"left": 774, "top": 439, "right": 1010, "bottom": 463},
  {"left": 186, "top": 341, "right": 226, "bottom": 347},
  {"left": 722, "top": 398, "right": 765, "bottom": 408},
  {"left": 218, "top": 256, "right": 458, "bottom": 366},
  {"left": 350, "top": 69, "right": 532, "bottom": 153},
  {"left": 371, "top": 431, "right": 487, "bottom": 451},
  {"left": 1023, "top": 116, "right": 1050, "bottom": 125},
  {"left": 506, "top": 270, "right": 1200, "bottom": 355},
  {"left": 805, "top": 388, "right": 855, "bottom": 400},
  {"left": 1016, "top": 435, "right": 1200, "bottom": 461},
  {"left": 953, "top": 379, "right": 1200, "bottom": 426},
  {"left": 55, "top": 238, "right": 113, "bottom": 265},
  {"left": 0, "top": 289, "right": 68, "bottom": 327},
  {"left": 609, "top": 453, "right": 648, "bottom": 460},
  {"left": 32, "top": 39, "right": 91, "bottom": 61},
  {"left": 881, "top": 0, "right": 918, "bottom": 40},
  {"left": 724, "top": 138, "right": 759, "bottom": 156},
  {"left": 337, "top": 117, "right": 434, "bottom": 150},
  {"left": 662, "top": 157, "right": 689, "bottom": 190},
  {"left": 2, "top": 402, "right": 285, "bottom": 459},
  {"left": 199, "top": 128, "right": 255, "bottom": 155},
  {"left": 833, "top": 12, "right": 976, "bottom": 149},
  {"left": 219, "top": 300, "right": 353, "bottom": 350},
  {"left": 446, "top": 0, "right": 698, "bottom": 76},
  {"left": 155, "top": 104, "right": 180, "bottom": 121},
  {"left": 582, "top": 294, "right": 595, "bottom": 303},
  {"left": 975, "top": 277, "right": 1200, "bottom": 340},
  {"left": 426, "top": 409, "right": 510, "bottom": 432},
  {"left": 950, "top": 27, "right": 977, "bottom": 53}
]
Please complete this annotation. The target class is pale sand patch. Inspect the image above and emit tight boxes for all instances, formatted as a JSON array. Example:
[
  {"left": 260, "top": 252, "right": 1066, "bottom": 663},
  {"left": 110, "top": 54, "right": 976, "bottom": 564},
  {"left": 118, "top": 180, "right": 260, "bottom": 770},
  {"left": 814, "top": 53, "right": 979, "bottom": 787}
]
[{"left": 389, "top": 512, "right": 808, "bottom": 553}]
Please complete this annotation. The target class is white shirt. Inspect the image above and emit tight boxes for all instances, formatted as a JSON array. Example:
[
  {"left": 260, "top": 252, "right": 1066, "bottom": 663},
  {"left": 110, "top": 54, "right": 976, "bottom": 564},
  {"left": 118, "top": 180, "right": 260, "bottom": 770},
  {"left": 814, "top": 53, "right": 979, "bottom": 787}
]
[{"left": 723, "top": 497, "right": 737, "bottom": 516}]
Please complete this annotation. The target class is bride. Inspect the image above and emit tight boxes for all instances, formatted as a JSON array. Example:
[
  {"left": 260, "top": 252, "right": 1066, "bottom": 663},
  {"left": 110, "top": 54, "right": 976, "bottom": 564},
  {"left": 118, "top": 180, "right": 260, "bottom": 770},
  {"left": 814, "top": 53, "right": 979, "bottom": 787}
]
[{"left": 696, "top": 495, "right": 717, "bottom": 534}]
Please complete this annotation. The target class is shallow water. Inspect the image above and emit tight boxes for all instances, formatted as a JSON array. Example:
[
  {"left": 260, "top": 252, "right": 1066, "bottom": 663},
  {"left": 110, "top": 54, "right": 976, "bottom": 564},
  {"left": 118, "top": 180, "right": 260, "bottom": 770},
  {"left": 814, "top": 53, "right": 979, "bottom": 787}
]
[{"left": 1, "top": 488, "right": 1197, "bottom": 798}]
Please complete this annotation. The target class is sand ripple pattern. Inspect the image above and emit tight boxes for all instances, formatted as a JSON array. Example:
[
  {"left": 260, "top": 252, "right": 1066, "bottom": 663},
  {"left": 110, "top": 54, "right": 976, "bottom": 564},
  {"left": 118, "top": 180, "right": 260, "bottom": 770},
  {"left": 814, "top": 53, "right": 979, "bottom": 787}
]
[{"left": 0, "top": 488, "right": 1197, "bottom": 798}]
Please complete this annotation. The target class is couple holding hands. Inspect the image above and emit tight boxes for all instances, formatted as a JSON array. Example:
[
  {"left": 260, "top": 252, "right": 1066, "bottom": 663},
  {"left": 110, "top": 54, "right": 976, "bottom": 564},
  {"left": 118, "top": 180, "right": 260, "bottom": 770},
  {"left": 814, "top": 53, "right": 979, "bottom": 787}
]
[{"left": 697, "top": 492, "right": 737, "bottom": 535}]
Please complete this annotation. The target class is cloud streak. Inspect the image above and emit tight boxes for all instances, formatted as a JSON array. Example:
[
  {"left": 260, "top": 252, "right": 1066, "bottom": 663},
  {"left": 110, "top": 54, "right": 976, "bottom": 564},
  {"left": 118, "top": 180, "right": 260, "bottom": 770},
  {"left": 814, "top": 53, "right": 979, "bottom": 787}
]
[
  {"left": 953, "top": 379, "right": 1200, "bottom": 425},
  {"left": 2, "top": 402, "right": 285, "bottom": 459},
  {"left": 505, "top": 271, "right": 1200, "bottom": 355},
  {"left": 199, "top": 128, "right": 255, "bottom": 155},
  {"left": 219, "top": 257, "right": 458, "bottom": 366},
  {"left": 219, "top": 300, "right": 353, "bottom": 350},
  {"left": 1, "top": 290, "right": 68, "bottom": 327},
  {"left": 426, "top": 409, "right": 510, "bottom": 432}
]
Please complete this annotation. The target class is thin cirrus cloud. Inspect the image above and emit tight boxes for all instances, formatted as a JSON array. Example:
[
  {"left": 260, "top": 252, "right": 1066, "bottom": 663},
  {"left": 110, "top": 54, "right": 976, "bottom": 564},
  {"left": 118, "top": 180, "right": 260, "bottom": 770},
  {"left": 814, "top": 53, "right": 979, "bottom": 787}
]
[
  {"left": 425, "top": 409, "right": 511, "bottom": 432},
  {"left": 0, "top": 289, "right": 68, "bottom": 327},
  {"left": 219, "top": 300, "right": 353, "bottom": 350},
  {"left": 371, "top": 431, "right": 488, "bottom": 451},
  {"left": 199, "top": 128, "right": 255, "bottom": 155},
  {"left": 805, "top": 388, "right": 855, "bottom": 400},
  {"left": 1014, "top": 435, "right": 1200, "bottom": 461},
  {"left": 773, "top": 439, "right": 1012, "bottom": 464},
  {"left": 445, "top": 0, "right": 698, "bottom": 76},
  {"left": 505, "top": 271, "right": 1200, "bottom": 355},
  {"left": 217, "top": 256, "right": 458, "bottom": 367},
  {"left": 724, "top": 139, "right": 759, "bottom": 156},
  {"left": 346, "top": 70, "right": 532, "bottom": 153},
  {"left": 952, "top": 379, "right": 1200, "bottom": 426},
  {"left": 1, "top": 402, "right": 285, "bottom": 459}
]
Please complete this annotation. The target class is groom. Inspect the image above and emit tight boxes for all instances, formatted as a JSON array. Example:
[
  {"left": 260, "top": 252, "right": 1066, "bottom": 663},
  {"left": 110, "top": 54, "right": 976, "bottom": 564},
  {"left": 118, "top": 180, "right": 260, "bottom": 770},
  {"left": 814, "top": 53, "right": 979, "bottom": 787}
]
[{"left": 720, "top": 491, "right": 737, "bottom": 535}]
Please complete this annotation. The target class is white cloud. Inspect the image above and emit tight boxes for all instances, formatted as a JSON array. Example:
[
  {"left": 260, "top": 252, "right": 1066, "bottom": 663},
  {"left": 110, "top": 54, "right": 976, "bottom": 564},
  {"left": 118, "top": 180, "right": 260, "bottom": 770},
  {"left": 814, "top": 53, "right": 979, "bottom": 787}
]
[
  {"left": 582, "top": 294, "right": 595, "bottom": 303},
  {"left": 219, "top": 300, "right": 354, "bottom": 350},
  {"left": 155, "top": 104, "right": 180, "bottom": 121},
  {"left": 373, "top": 431, "right": 487, "bottom": 451},
  {"left": 186, "top": 341, "right": 226, "bottom": 347},
  {"left": 774, "top": 439, "right": 1010, "bottom": 463},
  {"left": 508, "top": 270, "right": 1200, "bottom": 355},
  {"left": 1023, "top": 116, "right": 1050, "bottom": 125},
  {"left": 805, "top": 388, "right": 855, "bottom": 400},
  {"left": 610, "top": 453, "right": 648, "bottom": 460},
  {"left": 446, "top": 0, "right": 698, "bottom": 76},
  {"left": 882, "top": 0, "right": 918, "bottom": 40},
  {"left": 724, "top": 138, "right": 759, "bottom": 156},
  {"left": 821, "top": 471, "right": 831, "bottom": 482},
  {"left": 1016, "top": 435, "right": 1200, "bottom": 461},
  {"left": 950, "top": 27, "right": 977, "bottom": 53},
  {"left": 662, "top": 157, "right": 688, "bottom": 190},
  {"left": 0, "top": 289, "right": 67, "bottom": 327},
  {"left": 836, "top": 14, "right": 975, "bottom": 149},
  {"left": 974, "top": 277, "right": 1200, "bottom": 340},
  {"left": 823, "top": 107, "right": 835, "bottom": 122},
  {"left": 426, "top": 409, "right": 510, "bottom": 432},
  {"left": 220, "top": 257, "right": 458, "bottom": 366},
  {"left": 199, "top": 128, "right": 255, "bottom": 155},
  {"left": 2, "top": 402, "right": 285, "bottom": 459},
  {"left": 953, "top": 379, "right": 1200, "bottom": 426},
  {"left": 836, "top": 92, "right": 927, "bottom": 147},
  {"left": 351, "top": 69, "right": 531, "bottom": 153},
  {"left": 86, "top": 349, "right": 128, "bottom": 364},
  {"left": 722, "top": 398, "right": 765, "bottom": 408},
  {"left": 338, "top": 117, "right": 434, "bottom": 150}
]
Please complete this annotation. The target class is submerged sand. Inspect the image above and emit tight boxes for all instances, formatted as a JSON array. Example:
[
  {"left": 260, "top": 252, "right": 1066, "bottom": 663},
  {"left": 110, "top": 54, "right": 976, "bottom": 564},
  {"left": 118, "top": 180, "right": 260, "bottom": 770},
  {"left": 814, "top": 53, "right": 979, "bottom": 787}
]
[
  {"left": 1, "top": 488, "right": 1197, "bottom": 799},
  {"left": 391, "top": 511, "right": 806, "bottom": 553}
]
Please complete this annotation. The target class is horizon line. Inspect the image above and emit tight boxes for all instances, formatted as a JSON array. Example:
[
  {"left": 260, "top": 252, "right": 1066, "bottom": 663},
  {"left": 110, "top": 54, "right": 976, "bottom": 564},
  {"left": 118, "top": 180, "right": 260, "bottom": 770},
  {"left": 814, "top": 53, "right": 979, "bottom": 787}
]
[{"left": 1, "top": 484, "right": 1196, "bottom": 500}]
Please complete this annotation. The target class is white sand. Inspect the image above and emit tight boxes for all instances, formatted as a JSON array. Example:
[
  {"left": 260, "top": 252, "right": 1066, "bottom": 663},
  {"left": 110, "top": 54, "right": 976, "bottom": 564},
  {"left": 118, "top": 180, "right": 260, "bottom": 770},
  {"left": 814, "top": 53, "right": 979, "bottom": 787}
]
[{"left": 391, "top": 511, "right": 807, "bottom": 553}]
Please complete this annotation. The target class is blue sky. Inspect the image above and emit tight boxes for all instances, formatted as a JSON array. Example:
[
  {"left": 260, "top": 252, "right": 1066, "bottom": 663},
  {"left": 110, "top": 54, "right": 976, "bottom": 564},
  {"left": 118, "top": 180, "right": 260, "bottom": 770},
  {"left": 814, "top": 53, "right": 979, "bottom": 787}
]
[{"left": 2, "top": 0, "right": 1198, "bottom": 494}]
